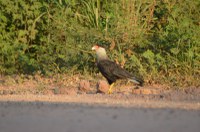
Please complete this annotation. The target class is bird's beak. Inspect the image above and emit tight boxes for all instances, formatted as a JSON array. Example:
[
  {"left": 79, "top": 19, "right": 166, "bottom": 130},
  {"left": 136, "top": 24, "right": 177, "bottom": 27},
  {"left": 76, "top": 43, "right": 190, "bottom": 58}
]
[
  {"left": 92, "top": 46, "right": 95, "bottom": 50},
  {"left": 92, "top": 46, "right": 97, "bottom": 51},
  {"left": 92, "top": 45, "right": 99, "bottom": 51}
]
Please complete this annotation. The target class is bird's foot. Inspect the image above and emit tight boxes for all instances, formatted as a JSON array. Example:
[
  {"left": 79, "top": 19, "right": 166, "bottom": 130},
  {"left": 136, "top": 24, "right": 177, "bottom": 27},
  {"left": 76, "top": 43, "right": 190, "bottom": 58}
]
[
  {"left": 108, "top": 88, "right": 113, "bottom": 94},
  {"left": 107, "top": 83, "right": 114, "bottom": 94}
]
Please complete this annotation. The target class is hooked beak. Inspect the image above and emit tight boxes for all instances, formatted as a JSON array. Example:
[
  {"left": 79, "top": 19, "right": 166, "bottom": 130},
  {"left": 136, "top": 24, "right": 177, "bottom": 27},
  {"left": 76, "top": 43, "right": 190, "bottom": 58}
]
[
  {"left": 92, "top": 46, "right": 96, "bottom": 50},
  {"left": 92, "top": 45, "right": 99, "bottom": 51}
]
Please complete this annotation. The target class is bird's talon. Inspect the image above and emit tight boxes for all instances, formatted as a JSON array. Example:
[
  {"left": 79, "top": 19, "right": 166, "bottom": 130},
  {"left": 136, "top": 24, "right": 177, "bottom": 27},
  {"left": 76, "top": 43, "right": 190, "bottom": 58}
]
[
  {"left": 107, "top": 83, "right": 114, "bottom": 94},
  {"left": 108, "top": 89, "right": 112, "bottom": 94}
]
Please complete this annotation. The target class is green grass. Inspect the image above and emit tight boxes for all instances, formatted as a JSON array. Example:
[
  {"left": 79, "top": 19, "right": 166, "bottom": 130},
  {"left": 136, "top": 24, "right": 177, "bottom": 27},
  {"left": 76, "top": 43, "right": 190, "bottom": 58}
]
[{"left": 0, "top": 0, "right": 199, "bottom": 87}]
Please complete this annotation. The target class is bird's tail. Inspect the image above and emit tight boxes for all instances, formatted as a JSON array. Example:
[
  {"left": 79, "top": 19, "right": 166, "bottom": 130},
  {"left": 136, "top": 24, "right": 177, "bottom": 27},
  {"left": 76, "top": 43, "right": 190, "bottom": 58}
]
[{"left": 128, "top": 76, "right": 144, "bottom": 86}]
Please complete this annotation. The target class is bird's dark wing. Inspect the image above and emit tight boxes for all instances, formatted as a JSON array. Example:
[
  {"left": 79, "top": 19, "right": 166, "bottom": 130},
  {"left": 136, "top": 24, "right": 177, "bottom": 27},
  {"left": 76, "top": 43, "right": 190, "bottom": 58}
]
[{"left": 97, "top": 60, "right": 133, "bottom": 84}]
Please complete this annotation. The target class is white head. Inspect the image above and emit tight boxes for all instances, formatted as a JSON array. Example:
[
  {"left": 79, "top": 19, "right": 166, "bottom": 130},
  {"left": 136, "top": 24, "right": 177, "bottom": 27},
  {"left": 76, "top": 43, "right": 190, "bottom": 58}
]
[{"left": 92, "top": 45, "right": 108, "bottom": 61}]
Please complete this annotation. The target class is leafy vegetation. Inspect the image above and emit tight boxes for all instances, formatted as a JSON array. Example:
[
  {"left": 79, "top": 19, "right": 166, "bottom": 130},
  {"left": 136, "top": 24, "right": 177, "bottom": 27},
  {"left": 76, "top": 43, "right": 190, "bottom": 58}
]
[{"left": 0, "top": 0, "right": 200, "bottom": 87}]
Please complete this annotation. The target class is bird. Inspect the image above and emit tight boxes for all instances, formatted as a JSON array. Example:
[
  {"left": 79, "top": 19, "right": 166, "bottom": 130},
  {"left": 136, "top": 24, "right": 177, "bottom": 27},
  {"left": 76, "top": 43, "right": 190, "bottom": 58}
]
[{"left": 92, "top": 45, "right": 144, "bottom": 94}]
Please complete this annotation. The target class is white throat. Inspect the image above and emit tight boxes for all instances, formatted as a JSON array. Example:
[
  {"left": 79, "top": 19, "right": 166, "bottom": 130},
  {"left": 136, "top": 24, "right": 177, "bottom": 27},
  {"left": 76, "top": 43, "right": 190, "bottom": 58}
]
[{"left": 96, "top": 47, "right": 108, "bottom": 61}]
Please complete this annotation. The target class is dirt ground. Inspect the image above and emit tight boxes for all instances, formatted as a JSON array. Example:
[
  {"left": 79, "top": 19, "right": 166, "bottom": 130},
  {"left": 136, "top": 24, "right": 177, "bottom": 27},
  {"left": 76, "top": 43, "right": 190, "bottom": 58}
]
[
  {"left": 0, "top": 94, "right": 200, "bottom": 132},
  {"left": 0, "top": 76, "right": 200, "bottom": 132},
  {"left": 0, "top": 92, "right": 200, "bottom": 132}
]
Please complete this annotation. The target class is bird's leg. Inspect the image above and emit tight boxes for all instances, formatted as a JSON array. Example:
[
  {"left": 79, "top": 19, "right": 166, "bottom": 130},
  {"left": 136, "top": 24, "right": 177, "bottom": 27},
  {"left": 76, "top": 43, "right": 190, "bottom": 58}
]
[
  {"left": 108, "top": 83, "right": 114, "bottom": 94},
  {"left": 126, "top": 80, "right": 131, "bottom": 85}
]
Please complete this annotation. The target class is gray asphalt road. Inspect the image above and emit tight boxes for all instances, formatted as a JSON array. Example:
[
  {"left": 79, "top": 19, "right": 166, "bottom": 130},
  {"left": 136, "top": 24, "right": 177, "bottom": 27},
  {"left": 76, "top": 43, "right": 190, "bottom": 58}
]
[{"left": 0, "top": 101, "right": 200, "bottom": 132}]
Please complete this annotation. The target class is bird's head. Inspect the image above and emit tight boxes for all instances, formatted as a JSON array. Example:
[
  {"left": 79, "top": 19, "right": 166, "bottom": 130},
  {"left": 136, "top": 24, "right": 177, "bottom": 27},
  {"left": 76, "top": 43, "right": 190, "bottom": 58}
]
[
  {"left": 92, "top": 45, "right": 100, "bottom": 51},
  {"left": 92, "top": 45, "right": 108, "bottom": 60},
  {"left": 92, "top": 45, "right": 106, "bottom": 53}
]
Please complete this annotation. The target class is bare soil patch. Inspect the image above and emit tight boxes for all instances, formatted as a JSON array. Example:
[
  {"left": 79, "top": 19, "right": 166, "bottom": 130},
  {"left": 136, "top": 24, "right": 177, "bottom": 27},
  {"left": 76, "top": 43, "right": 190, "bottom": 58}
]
[
  {"left": 0, "top": 75, "right": 199, "bottom": 109},
  {"left": 0, "top": 75, "right": 200, "bottom": 132}
]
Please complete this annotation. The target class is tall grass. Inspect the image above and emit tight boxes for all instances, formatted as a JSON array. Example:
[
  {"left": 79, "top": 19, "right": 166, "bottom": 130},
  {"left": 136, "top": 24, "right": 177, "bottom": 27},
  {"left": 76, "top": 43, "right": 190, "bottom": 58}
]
[{"left": 0, "top": 0, "right": 199, "bottom": 87}]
